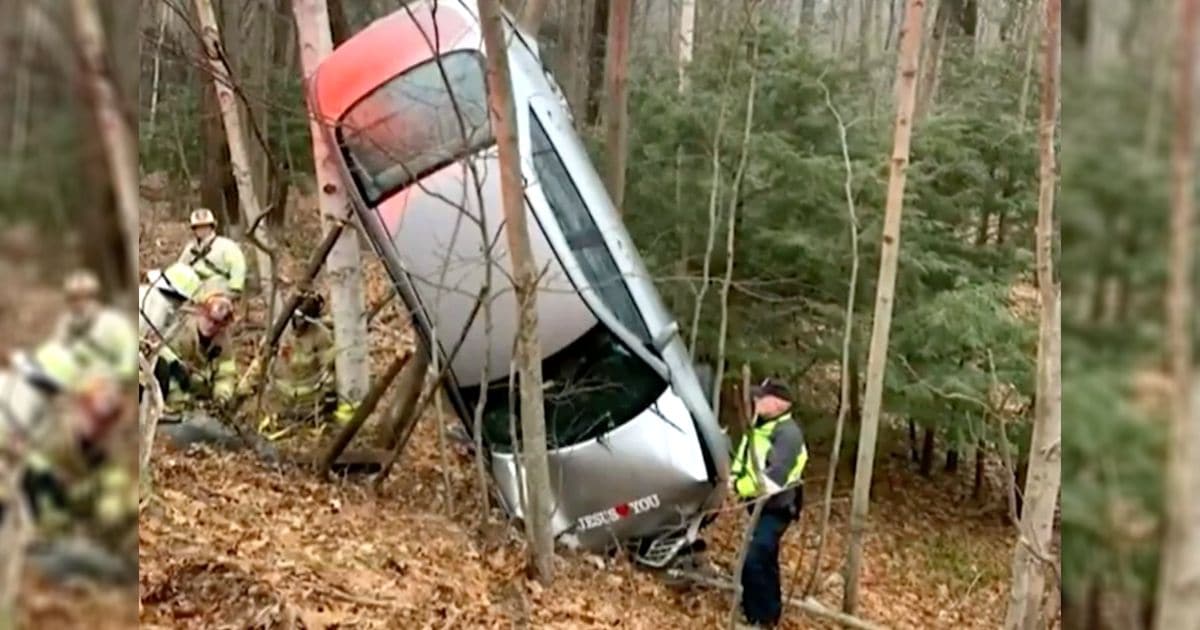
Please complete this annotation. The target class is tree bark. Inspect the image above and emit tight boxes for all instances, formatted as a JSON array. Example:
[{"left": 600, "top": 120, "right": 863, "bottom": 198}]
[
  {"left": 915, "top": 0, "right": 949, "bottom": 124},
  {"left": 293, "top": 0, "right": 372, "bottom": 406},
  {"left": 945, "top": 445, "right": 959, "bottom": 472},
  {"left": 585, "top": 0, "right": 609, "bottom": 125},
  {"left": 713, "top": 12, "right": 759, "bottom": 419},
  {"left": 193, "top": 0, "right": 276, "bottom": 302},
  {"left": 380, "top": 348, "right": 431, "bottom": 449},
  {"left": 602, "top": 0, "right": 632, "bottom": 213},
  {"left": 478, "top": 0, "right": 555, "bottom": 584},
  {"left": 858, "top": 0, "right": 877, "bottom": 70},
  {"left": 803, "top": 83, "right": 861, "bottom": 597},
  {"left": 800, "top": 0, "right": 817, "bottom": 34},
  {"left": 517, "top": 0, "right": 550, "bottom": 37},
  {"left": 972, "top": 439, "right": 985, "bottom": 500},
  {"left": 327, "top": 0, "right": 351, "bottom": 45},
  {"left": 1004, "top": 1, "right": 1064, "bottom": 627},
  {"left": 71, "top": 0, "right": 139, "bottom": 289},
  {"left": 843, "top": 0, "right": 925, "bottom": 615},
  {"left": 919, "top": 426, "right": 935, "bottom": 476},
  {"left": 1154, "top": 0, "right": 1200, "bottom": 625}
]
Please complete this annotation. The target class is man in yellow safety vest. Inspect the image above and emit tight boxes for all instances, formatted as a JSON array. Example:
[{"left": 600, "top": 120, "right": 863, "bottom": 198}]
[
  {"left": 177, "top": 208, "right": 246, "bottom": 298},
  {"left": 729, "top": 378, "right": 808, "bottom": 629}
]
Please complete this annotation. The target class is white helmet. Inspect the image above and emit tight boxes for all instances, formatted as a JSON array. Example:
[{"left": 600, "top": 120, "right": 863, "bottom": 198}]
[
  {"left": 64, "top": 269, "right": 101, "bottom": 297},
  {"left": 189, "top": 208, "right": 217, "bottom": 228}
]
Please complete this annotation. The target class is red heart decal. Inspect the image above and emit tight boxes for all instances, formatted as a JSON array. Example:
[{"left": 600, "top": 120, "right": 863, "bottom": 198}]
[{"left": 615, "top": 503, "right": 630, "bottom": 517}]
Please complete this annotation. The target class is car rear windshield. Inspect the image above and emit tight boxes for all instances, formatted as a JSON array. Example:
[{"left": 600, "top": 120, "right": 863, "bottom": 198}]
[
  {"left": 459, "top": 324, "right": 668, "bottom": 453},
  {"left": 338, "top": 50, "right": 493, "bottom": 204}
]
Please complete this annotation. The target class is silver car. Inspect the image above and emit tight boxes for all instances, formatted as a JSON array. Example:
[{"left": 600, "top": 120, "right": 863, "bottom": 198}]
[{"left": 310, "top": 0, "right": 729, "bottom": 567}]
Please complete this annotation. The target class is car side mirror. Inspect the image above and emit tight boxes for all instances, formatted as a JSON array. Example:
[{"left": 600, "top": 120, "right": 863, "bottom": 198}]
[{"left": 652, "top": 321, "right": 680, "bottom": 353}]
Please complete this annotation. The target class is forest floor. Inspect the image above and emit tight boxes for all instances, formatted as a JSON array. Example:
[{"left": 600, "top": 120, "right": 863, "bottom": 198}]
[
  {"left": 136, "top": 418, "right": 1015, "bottom": 630},
  {"left": 131, "top": 207, "right": 1018, "bottom": 630}
]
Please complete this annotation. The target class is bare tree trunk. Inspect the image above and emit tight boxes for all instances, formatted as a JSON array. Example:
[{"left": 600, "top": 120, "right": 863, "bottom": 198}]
[
  {"left": 858, "top": 0, "right": 877, "bottom": 70},
  {"left": 1154, "top": 0, "right": 1200, "bottom": 625},
  {"left": 800, "top": 0, "right": 817, "bottom": 34},
  {"left": 804, "top": 82, "right": 861, "bottom": 597},
  {"left": 1004, "top": 1, "right": 1063, "bottom": 627},
  {"left": 293, "top": 0, "right": 372, "bottom": 406},
  {"left": 0, "top": 469, "right": 30, "bottom": 628},
  {"left": 194, "top": 0, "right": 275, "bottom": 303},
  {"left": 843, "top": 0, "right": 925, "bottom": 615},
  {"left": 713, "top": 13, "right": 759, "bottom": 418},
  {"left": 915, "top": 0, "right": 948, "bottom": 124},
  {"left": 479, "top": 0, "right": 555, "bottom": 584},
  {"left": 585, "top": 0, "right": 609, "bottom": 125},
  {"left": 327, "top": 0, "right": 351, "bottom": 44},
  {"left": 71, "top": 0, "right": 139, "bottom": 287},
  {"left": 1016, "top": 0, "right": 1040, "bottom": 127},
  {"left": 602, "top": 0, "right": 632, "bottom": 212},
  {"left": 320, "top": 351, "right": 411, "bottom": 474},
  {"left": 919, "top": 426, "right": 935, "bottom": 476},
  {"left": 9, "top": 11, "right": 33, "bottom": 163},
  {"left": 518, "top": 0, "right": 550, "bottom": 37},
  {"left": 671, "top": 0, "right": 697, "bottom": 316},
  {"left": 147, "top": 1, "right": 169, "bottom": 143}
]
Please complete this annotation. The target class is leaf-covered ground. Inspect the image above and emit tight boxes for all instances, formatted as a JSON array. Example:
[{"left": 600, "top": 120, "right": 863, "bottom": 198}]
[
  {"left": 136, "top": 411, "right": 1015, "bottom": 629},
  {"left": 131, "top": 206, "right": 1016, "bottom": 629}
]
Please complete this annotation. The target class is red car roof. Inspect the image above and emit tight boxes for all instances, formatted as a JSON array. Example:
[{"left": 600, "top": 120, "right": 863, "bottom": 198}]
[{"left": 310, "top": 3, "right": 475, "bottom": 123}]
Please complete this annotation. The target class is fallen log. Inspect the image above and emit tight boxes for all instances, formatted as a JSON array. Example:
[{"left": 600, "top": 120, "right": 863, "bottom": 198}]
[
  {"left": 664, "top": 568, "right": 888, "bottom": 630},
  {"left": 319, "top": 350, "right": 412, "bottom": 475}
]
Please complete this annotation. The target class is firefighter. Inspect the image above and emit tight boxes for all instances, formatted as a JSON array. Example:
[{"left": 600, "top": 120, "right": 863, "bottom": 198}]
[
  {"left": 22, "top": 374, "right": 130, "bottom": 544},
  {"left": 53, "top": 269, "right": 138, "bottom": 384},
  {"left": 177, "top": 208, "right": 246, "bottom": 298},
  {"left": 260, "top": 294, "right": 355, "bottom": 439},
  {"left": 730, "top": 378, "right": 808, "bottom": 629},
  {"left": 155, "top": 291, "right": 238, "bottom": 416}
]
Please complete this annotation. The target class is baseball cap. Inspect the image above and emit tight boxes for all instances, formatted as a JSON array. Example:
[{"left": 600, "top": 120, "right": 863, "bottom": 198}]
[{"left": 750, "top": 377, "right": 792, "bottom": 403}]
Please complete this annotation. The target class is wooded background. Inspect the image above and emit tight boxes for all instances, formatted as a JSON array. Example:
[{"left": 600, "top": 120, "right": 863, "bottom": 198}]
[{"left": 130, "top": 0, "right": 1147, "bottom": 625}]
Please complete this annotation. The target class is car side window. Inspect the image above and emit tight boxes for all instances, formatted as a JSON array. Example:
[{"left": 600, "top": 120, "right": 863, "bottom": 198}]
[{"left": 528, "top": 110, "right": 652, "bottom": 345}]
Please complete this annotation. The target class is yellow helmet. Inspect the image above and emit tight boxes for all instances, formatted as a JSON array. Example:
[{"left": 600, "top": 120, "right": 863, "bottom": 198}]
[
  {"left": 64, "top": 269, "right": 101, "bottom": 297},
  {"left": 189, "top": 208, "right": 217, "bottom": 228}
]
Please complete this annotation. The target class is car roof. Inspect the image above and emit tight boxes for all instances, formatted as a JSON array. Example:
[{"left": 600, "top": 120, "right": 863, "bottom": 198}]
[{"left": 310, "top": 0, "right": 477, "bottom": 123}]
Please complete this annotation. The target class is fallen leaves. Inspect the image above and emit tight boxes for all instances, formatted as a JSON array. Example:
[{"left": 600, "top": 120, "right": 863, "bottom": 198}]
[{"left": 132, "top": 217, "right": 1017, "bottom": 630}]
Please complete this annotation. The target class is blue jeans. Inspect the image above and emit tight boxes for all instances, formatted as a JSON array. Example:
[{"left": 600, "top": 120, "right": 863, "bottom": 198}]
[{"left": 741, "top": 509, "right": 792, "bottom": 626}]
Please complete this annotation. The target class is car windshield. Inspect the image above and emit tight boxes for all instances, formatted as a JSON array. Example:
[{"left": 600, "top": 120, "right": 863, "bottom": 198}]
[
  {"left": 460, "top": 324, "right": 668, "bottom": 453},
  {"left": 337, "top": 50, "right": 493, "bottom": 204}
]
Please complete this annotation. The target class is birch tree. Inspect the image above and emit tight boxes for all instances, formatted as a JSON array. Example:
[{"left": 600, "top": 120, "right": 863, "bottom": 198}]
[
  {"left": 1003, "top": 1, "right": 1063, "bottom": 628},
  {"left": 602, "top": 0, "right": 632, "bottom": 213},
  {"left": 292, "top": 0, "right": 371, "bottom": 403},
  {"left": 478, "top": 0, "right": 556, "bottom": 583},
  {"left": 1153, "top": 0, "right": 1200, "bottom": 626},
  {"left": 71, "top": 0, "right": 138, "bottom": 286},
  {"left": 193, "top": 0, "right": 276, "bottom": 306},
  {"left": 842, "top": 0, "right": 925, "bottom": 614}
]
